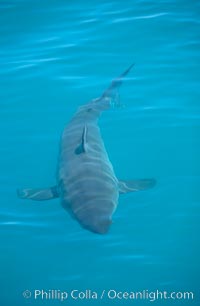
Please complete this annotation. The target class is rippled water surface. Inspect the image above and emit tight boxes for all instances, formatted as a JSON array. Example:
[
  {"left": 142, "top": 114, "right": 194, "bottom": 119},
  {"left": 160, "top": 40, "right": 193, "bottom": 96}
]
[{"left": 1, "top": 0, "right": 200, "bottom": 305}]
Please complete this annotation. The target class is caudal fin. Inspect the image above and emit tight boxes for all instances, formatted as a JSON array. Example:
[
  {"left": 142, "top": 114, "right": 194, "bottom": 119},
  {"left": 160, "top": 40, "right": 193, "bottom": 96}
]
[{"left": 101, "top": 63, "right": 134, "bottom": 105}]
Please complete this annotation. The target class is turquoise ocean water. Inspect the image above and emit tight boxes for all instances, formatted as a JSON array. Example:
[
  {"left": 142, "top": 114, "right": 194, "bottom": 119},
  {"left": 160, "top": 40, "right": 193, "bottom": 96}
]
[{"left": 1, "top": 0, "right": 200, "bottom": 305}]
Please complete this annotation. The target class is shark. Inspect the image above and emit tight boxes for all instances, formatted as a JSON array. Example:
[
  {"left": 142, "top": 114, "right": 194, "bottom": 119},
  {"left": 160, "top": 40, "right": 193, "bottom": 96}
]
[{"left": 18, "top": 65, "right": 156, "bottom": 234}]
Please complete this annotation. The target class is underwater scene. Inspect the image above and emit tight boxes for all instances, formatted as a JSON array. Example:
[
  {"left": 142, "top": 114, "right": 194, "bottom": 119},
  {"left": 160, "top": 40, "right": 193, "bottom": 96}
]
[{"left": 0, "top": 0, "right": 200, "bottom": 305}]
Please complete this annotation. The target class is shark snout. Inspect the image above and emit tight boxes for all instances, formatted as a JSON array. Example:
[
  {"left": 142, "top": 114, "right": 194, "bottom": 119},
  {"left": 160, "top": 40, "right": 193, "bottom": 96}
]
[
  {"left": 92, "top": 218, "right": 112, "bottom": 235},
  {"left": 80, "top": 214, "right": 112, "bottom": 235},
  {"left": 74, "top": 200, "right": 115, "bottom": 234}
]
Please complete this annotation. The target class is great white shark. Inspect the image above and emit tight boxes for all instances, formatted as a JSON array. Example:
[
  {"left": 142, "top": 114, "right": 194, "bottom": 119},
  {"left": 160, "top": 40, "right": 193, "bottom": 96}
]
[{"left": 18, "top": 65, "right": 156, "bottom": 234}]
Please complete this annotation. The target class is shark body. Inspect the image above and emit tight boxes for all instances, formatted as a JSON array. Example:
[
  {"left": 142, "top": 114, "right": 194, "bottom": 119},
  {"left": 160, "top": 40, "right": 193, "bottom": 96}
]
[{"left": 18, "top": 65, "right": 156, "bottom": 234}]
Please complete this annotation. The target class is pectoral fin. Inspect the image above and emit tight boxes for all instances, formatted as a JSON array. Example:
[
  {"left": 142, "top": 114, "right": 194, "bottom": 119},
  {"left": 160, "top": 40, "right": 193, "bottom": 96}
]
[
  {"left": 75, "top": 125, "right": 88, "bottom": 155},
  {"left": 118, "top": 179, "right": 156, "bottom": 194},
  {"left": 17, "top": 186, "right": 59, "bottom": 201}
]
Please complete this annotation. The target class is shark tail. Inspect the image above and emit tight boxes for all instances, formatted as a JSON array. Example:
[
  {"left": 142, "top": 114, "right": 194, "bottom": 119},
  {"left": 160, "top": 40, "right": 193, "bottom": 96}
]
[{"left": 100, "top": 63, "right": 134, "bottom": 107}]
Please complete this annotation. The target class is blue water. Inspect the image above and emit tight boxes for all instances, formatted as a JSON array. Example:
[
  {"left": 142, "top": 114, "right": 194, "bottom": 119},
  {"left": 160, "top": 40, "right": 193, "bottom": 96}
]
[{"left": 1, "top": 0, "right": 200, "bottom": 305}]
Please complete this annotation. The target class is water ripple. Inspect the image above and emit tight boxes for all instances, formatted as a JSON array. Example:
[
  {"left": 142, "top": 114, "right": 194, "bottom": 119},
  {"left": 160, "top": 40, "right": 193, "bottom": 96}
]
[{"left": 111, "top": 12, "right": 169, "bottom": 23}]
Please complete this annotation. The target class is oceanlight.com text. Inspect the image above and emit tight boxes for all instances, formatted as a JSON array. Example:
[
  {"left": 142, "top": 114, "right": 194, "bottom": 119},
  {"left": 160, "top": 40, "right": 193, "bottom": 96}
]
[{"left": 22, "top": 289, "right": 194, "bottom": 302}]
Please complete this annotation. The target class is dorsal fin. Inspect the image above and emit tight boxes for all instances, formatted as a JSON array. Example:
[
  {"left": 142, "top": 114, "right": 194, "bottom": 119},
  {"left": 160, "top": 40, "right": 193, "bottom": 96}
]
[{"left": 75, "top": 125, "right": 88, "bottom": 155}]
